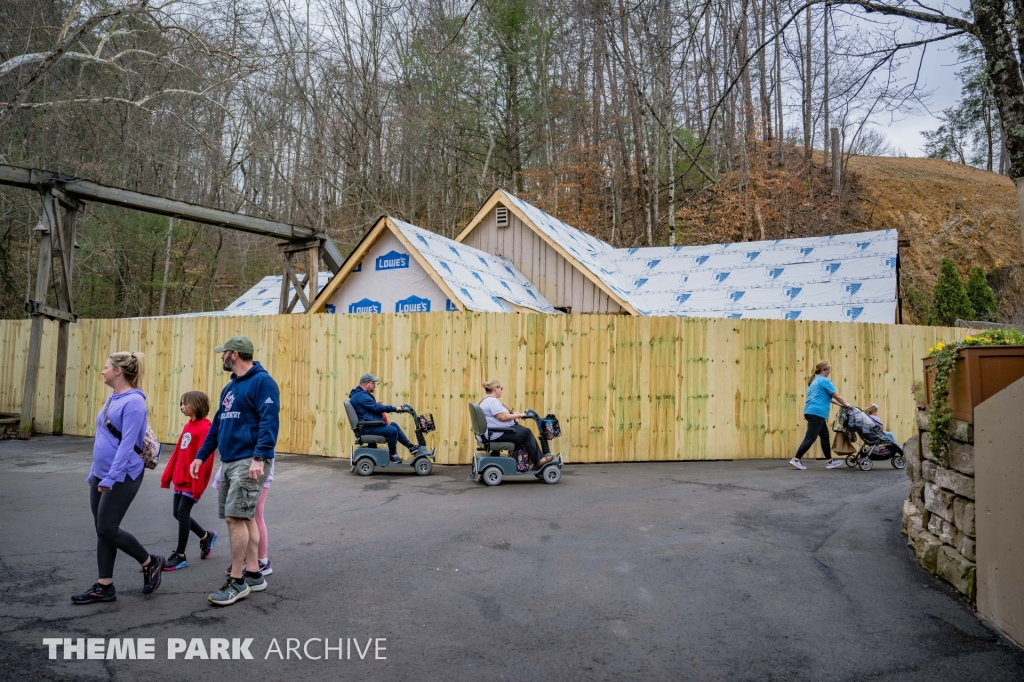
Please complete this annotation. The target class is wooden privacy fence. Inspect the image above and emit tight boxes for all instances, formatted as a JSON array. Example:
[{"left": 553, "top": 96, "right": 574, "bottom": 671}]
[{"left": 0, "top": 313, "right": 962, "bottom": 464}]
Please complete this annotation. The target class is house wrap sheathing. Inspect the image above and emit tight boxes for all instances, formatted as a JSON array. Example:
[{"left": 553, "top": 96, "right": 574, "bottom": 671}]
[
  {"left": 456, "top": 190, "right": 899, "bottom": 323},
  {"left": 308, "top": 216, "right": 557, "bottom": 315}
]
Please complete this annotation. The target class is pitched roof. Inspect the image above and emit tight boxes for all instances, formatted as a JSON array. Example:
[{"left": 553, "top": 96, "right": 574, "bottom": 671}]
[
  {"left": 460, "top": 191, "right": 898, "bottom": 323},
  {"left": 308, "top": 216, "right": 557, "bottom": 314},
  {"left": 391, "top": 219, "right": 558, "bottom": 313}
]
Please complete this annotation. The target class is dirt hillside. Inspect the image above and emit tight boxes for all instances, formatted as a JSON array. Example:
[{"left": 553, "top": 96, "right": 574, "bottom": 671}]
[{"left": 844, "top": 156, "right": 1024, "bottom": 324}]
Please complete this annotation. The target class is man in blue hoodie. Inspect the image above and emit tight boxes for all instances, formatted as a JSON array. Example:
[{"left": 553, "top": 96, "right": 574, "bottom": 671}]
[
  {"left": 191, "top": 335, "right": 278, "bottom": 607},
  {"left": 349, "top": 373, "right": 424, "bottom": 463}
]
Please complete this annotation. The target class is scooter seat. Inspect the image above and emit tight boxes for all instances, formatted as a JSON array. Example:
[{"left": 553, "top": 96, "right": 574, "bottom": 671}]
[
  {"left": 480, "top": 442, "right": 515, "bottom": 452},
  {"left": 356, "top": 435, "right": 387, "bottom": 445}
]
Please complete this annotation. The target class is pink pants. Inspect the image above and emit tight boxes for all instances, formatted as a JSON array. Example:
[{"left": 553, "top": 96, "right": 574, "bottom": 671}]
[{"left": 256, "top": 487, "right": 269, "bottom": 558}]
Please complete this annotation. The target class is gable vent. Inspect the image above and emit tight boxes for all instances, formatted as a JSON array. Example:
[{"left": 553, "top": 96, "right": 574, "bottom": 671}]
[{"left": 495, "top": 206, "right": 509, "bottom": 228}]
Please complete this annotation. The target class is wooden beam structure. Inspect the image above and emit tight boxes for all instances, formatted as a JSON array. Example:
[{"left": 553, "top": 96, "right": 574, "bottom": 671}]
[
  {"left": 0, "top": 163, "right": 345, "bottom": 439},
  {"left": 0, "top": 165, "right": 344, "bottom": 271}
]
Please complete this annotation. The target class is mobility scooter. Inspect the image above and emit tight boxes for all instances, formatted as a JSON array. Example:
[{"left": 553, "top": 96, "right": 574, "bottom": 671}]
[
  {"left": 469, "top": 403, "right": 563, "bottom": 485},
  {"left": 345, "top": 401, "right": 436, "bottom": 476}
]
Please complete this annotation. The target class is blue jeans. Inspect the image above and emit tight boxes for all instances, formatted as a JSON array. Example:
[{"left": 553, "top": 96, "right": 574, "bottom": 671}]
[{"left": 362, "top": 424, "right": 414, "bottom": 455}]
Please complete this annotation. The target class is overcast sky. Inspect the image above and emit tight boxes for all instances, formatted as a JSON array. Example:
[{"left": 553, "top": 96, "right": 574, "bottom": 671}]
[{"left": 881, "top": 40, "right": 964, "bottom": 156}]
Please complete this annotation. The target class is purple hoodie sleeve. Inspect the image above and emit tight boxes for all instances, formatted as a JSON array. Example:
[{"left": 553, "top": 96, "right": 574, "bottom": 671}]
[{"left": 99, "top": 399, "right": 147, "bottom": 488}]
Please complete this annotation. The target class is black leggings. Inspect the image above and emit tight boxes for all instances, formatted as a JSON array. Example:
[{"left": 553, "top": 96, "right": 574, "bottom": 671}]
[
  {"left": 794, "top": 415, "right": 832, "bottom": 460},
  {"left": 495, "top": 424, "right": 543, "bottom": 466},
  {"left": 172, "top": 493, "right": 208, "bottom": 555},
  {"left": 90, "top": 473, "right": 150, "bottom": 580}
]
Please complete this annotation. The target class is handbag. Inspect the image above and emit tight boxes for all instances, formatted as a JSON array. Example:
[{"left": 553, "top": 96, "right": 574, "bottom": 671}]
[
  {"left": 101, "top": 399, "right": 162, "bottom": 470},
  {"left": 510, "top": 447, "right": 531, "bottom": 472},
  {"left": 831, "top": 430, "right": 856, "bottom": 455}
]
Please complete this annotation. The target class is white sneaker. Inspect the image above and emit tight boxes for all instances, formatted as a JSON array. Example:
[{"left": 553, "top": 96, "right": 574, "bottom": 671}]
[
  {"left": 825, "top": 459, "right": 844, "bottom": 469},
  {"left": 789, "top": 458, "right": 807, "bottom": 470}
]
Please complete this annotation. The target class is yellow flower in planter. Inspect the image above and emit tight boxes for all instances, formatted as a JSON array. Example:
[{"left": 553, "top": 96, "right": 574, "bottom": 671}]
[
  {"left": 928, "top": 347, "right": 935, "bottom": 354},
  {"left": 936, "top": 342, "right": 945, "bottom": 351}
]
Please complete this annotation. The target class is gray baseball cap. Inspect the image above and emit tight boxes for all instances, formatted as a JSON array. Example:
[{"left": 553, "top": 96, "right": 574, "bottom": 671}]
[
  {"left": 359, "top": 373, "right": 380, "bottom": 383},
  {"left": 214, "top": 335, "right": 254, "bottom": 354}
]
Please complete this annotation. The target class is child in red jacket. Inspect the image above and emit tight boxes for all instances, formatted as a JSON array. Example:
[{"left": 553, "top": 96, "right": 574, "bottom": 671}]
[{"left": 160, "top": 391, "right": 217, "bottom": 570}]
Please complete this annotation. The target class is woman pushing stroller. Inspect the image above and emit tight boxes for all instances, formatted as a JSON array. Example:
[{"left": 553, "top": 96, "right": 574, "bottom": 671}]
[
  {"left": 789, "top": 361, "right": 852, "bottom": 470},
  {"left": 479, "top": 380, "right": 554, "bottom": 470}
]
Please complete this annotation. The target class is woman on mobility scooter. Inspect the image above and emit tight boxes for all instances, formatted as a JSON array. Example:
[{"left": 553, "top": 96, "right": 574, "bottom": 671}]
[{"left": 479, "top": 380, "right": 553, "bottom": 470}]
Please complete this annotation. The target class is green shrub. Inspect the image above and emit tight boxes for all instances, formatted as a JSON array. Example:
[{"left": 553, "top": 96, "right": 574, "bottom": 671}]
[
  {"left": 931, "top": 258, "right": 973, "bottom": 326},
  {"left": 964, "top": 265, "right": 998, "bottom": 322}
]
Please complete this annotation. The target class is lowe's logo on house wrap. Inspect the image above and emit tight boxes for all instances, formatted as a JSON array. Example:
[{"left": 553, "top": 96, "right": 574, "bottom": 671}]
[
  {"left": 822, "top": 262, "right": 841, "bottom": 275},
  {"left": 695, "top": 255, "right": 710, "bottom": 266},
  {"left": 884, "top": 257, "right": 897, "bottom": 269},
  {"left": 472, "top": 272, "right": 485, "bottom": 284},
  {"left": 375, "top": 251, "right": 409, "bottom": 270},
  {"left": 439, "top": 261, "right": 453, "bottom": 274},
  {"left": 445, "top": 299, "right": 459, "bottom": 311},
  {"left": 416, "top": 234, "right": 429, "bottom": 248},
  {"left": 634, "top": 278, "right": 648, "bottom": 289},
  {"left": 714, "top": 271, "right": 731, "bottom": 284},
  {"left": 501, "top": 281, "right": 513, "bottom": 293},
  {"left": 646, "top": 259, "right": 661, "bottom": 269},
  {"left": 349, "top": 298, "right": 381, "bottom": 314},
  {"left": 627, "top": 248, "right": 640, "bottom": 255},
  {"left": 768, "top": 267, "right": 785, "bottom": 279},
  {"left": 856, "top": 241, "right": 871, "bottom": 250},
  {"left": 448, "top": 245, "right": 463, "bottom": 259},
  {"left": 727, "top": 313, "right": 743, "bottom": 319},
  {"left": 676, "top": 293, "right": 692, "bottom": 304},
  {"left": 477, "top": 256, "right": 491, "bottom": 269},
  {"left": 746, "top": 251, "right": 761, "bottom": 261},
  {"left": 396, "top": 295, "right": 430, "bottom": 313},
  {"left": 354, "top": 261, "right": 362, "bottom": 272},
  {"left": 784, "top": 310, "right": 802, "bottom": 320},
  {"left": 800, "top": 247, "right": 814, "bottom": 257},
  {"left": 844, "top": 282, "right": 863, "bottom": 296},
  {"left": 845, "top": 307, "right": 865, "bottom": 321},
  {"left": 785, "top": 287, "right": 802, "bottom": 300},
  {"left": 728, "top": 291, "right": 745, "bottom": 303},
  {"left": 460, "top": 287, "right": 473, "bottom": 301}
]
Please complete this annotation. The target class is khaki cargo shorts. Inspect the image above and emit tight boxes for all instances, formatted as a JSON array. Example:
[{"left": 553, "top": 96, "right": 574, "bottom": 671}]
[{"left": 218, "top": 458, "right": 267, "bottom": 520}]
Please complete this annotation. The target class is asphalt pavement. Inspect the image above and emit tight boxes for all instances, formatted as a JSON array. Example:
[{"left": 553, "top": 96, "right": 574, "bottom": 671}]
[{"left": 1, "top": 436, "right": 1022, "bottom": 681}]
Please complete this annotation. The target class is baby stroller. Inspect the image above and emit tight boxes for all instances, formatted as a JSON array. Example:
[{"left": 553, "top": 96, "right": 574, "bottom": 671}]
[{"left": 834, "top": 406, "right": 905, "bottom": 471}]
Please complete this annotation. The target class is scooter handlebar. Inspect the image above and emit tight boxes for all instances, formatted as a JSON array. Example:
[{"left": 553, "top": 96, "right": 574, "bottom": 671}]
[{"left": 523, "top": 408, "right": 539, "bottom": 419}]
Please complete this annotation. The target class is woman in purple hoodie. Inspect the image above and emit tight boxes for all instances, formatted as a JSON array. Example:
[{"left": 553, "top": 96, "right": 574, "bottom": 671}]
[{"left": 72, "top": 352, "right": 165, "bottom": 604}]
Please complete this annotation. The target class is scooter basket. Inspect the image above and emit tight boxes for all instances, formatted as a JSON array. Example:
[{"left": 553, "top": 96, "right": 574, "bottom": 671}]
[
  {"left": 540, "top": 414, "right": 561, "bottom": 440},
  {"left": 416, "top": 413, "right": 436, "bottom": 433}
]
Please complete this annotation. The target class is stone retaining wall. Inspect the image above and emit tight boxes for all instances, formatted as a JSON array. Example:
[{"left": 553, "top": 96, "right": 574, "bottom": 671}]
[{"left": 902, "top": 411, "right": 977, "bottom": 601}]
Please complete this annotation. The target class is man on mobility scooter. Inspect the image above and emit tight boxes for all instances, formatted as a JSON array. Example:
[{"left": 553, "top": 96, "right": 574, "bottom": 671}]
[{"left": 348, "top": 374, "right": 428, "bottom": 463}]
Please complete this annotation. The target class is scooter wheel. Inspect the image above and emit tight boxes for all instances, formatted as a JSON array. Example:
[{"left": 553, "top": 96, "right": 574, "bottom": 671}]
[
  {"left": 415, "top": 458, "right": 433, "bottom": 476},
  {"left": 482, "top": 466, "right": 503, "bottom": 486},
  {"left": 356, "top": 458, "right": 374, "bottom": 476},
  {"left": 845, "top": 455, "right": 857, "bottom": 468},
  {"left": 891, "top": 455, "right": 906, "bottom": 470},
  {"left": 858, "top": 457, "right": 873, "bottom": 472},
  {"left": 542, "top": 465, "right": 561, "bottom": 484}
]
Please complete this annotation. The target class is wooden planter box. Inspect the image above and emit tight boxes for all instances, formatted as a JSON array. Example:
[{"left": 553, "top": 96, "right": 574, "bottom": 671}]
[{"left": 924, "top": 346, "right": 1024, "bottom": 423}]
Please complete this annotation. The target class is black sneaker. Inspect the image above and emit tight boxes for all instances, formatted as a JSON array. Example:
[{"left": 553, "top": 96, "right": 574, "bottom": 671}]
[
  {"left": 141, "top": 555, "right": 165, "bottom": 594},
  {"left": 72, "top": 583, "right": 116, "bottom": 605},
  {"left": 199, "top": 530, "right": 218, "bottom": 560},
  {"left": 389, "top": 454, "right": 403, "bottom": 463},
  {"left": 163, "top": 552, "right": 188, "bottom": 571}
]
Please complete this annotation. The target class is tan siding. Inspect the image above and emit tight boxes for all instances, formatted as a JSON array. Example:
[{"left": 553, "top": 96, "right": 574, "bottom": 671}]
[{"left": 461, "top": 205, "right": 623, "bottom": 314}]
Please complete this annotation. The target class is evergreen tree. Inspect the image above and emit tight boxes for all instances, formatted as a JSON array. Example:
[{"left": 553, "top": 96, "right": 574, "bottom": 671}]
[
  {"left": 964, "top": 265, "right": 999, "bottom": 322},
  {"left": 931, "top": 258, "right": 974, "bottom": 326}
]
